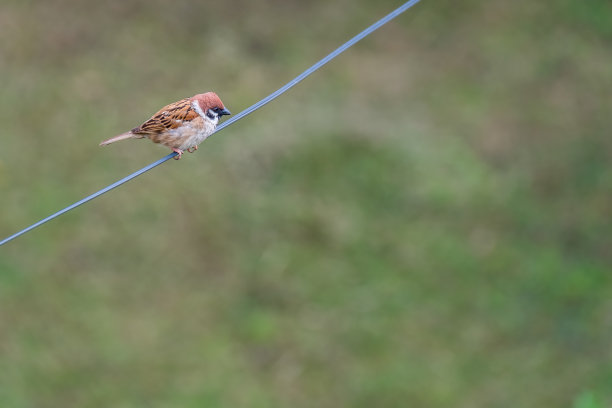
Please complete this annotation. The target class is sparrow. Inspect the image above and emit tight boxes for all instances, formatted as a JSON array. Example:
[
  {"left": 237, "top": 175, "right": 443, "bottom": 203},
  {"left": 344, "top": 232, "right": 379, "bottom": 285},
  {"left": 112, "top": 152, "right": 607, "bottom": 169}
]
[{"left": 100, "top": 92, "right": 231, "bottom": 159}]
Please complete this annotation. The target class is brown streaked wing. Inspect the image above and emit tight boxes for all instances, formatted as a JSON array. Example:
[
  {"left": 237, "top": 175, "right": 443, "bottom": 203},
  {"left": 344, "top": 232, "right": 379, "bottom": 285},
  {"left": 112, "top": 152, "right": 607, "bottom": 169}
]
[{"left": 131, "top": 97, "right": 199, "bottom": 135}]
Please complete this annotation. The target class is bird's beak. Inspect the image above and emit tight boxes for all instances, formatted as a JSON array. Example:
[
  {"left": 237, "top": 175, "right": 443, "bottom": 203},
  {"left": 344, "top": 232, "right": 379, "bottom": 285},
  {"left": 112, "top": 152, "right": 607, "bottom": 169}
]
[{"left": 219, "top": 108, "right": 231, "bottom": 116}]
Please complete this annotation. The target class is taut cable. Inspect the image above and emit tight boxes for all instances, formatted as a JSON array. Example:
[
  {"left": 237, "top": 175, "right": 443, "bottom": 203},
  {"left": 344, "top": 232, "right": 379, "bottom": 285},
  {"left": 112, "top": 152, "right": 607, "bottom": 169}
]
[{"left": 0, "top": 0, "right": 421, "bottom": 247}]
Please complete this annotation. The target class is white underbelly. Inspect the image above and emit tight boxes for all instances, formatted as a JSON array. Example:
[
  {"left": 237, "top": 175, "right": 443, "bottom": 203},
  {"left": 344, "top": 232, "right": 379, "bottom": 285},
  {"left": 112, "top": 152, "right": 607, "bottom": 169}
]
[{"left": 173, "top": 119, "right": 216, "bottom": 150}]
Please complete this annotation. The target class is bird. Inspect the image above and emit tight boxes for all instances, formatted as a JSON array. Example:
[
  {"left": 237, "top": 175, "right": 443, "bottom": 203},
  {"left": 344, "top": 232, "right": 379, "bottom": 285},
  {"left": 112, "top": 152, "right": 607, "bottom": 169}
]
[{"left": 99, "top": 92, "right": 231, "bottom": 159}]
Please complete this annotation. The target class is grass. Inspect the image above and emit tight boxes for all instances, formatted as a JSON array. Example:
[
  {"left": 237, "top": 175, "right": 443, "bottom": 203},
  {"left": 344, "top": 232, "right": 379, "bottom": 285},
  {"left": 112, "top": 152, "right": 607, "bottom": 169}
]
[{"left": 1, "top": 0, "right": 611, "bottom": 406}]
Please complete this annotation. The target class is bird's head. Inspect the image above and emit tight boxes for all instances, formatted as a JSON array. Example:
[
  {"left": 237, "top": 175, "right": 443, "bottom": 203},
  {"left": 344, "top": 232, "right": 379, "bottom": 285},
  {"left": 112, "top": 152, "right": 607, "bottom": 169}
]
[{"left": 193, "top": 92, "right": 231, "bottom": 124}]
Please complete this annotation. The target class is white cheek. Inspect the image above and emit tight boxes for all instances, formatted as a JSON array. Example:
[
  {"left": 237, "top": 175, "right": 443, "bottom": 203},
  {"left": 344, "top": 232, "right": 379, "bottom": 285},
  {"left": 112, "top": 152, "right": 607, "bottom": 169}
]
[
  {"left": 192, "top": 100, "right": 207, "bottom": 118},
  {"left": 191, "top": 100, "right": 219, "bottom": 130}
]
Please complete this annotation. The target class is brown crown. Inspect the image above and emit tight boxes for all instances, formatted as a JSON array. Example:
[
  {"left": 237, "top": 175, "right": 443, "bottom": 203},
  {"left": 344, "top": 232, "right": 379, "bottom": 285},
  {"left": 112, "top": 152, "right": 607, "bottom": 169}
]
[{"left": 193, "top": 92, "right": 225, "bottom": 110}]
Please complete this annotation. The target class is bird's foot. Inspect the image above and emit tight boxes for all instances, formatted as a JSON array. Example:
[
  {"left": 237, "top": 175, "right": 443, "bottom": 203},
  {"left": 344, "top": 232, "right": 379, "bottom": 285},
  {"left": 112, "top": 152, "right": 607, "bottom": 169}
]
[
  {"left": 172, "top": 148, "right": 184, "bottom": 160},
  {"left": 186, "top": 145, "right": 198, "bottom": 153}
]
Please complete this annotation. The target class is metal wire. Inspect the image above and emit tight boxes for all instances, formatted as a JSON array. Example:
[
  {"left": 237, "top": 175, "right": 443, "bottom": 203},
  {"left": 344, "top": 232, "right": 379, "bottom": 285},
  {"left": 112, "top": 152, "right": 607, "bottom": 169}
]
[
  {"left": 0, "top": 0, "right": 421, "bottom": 247},
  {"left": 216, "top": 0, "right": 422, "bottom": 133}
]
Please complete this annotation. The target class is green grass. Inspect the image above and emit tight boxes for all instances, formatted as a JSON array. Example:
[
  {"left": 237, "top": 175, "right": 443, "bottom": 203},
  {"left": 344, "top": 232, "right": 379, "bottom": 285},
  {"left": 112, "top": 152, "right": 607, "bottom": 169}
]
[{"left": 1, "top": 0, "right": 611, "bottom": 406}]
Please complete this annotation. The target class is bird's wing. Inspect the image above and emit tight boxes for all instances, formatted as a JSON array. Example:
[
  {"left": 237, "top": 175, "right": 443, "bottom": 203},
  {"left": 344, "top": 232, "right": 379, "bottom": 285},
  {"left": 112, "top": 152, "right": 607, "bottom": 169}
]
[{"left": 131, "top": 98, "right": 200, "bottom": 135}]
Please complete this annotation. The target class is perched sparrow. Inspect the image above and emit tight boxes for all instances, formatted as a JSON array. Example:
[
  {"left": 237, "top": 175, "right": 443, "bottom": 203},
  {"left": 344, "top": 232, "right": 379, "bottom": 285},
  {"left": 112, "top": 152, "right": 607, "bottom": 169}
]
[{"left": 100, "top": 92, "right": 230, "bottom": 159}]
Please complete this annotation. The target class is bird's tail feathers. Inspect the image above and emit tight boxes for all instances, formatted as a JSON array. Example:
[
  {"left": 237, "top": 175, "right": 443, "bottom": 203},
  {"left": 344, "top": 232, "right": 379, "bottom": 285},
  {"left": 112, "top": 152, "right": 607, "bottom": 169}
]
[{"left": 99, "top": 132, "right": 141, "bottom": 146}]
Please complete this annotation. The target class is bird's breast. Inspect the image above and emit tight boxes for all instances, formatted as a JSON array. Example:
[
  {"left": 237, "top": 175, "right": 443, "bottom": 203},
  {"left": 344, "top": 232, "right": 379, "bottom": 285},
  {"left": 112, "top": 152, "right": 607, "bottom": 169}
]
[{"left": 152, "top": 116, "right": 217, "bottom": 150}]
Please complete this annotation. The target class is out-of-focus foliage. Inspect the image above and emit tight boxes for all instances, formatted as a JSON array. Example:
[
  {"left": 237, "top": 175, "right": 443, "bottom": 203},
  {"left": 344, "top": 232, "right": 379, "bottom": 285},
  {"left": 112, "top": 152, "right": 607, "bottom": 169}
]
[{"left": 1, "top": 0, "right": 611, "bottom": 406}]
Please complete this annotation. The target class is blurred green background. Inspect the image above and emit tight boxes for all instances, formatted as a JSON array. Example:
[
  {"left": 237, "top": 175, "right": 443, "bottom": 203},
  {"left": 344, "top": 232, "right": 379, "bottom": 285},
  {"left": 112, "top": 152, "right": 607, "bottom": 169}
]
[{"left": 1, "top": 0, "right": 611, "bottom": 406}]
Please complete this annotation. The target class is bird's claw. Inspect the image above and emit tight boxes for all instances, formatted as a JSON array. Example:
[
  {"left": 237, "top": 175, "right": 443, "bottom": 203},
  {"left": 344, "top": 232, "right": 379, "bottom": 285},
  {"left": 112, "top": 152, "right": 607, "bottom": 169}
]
[
  {"left": 187, "top": 146, "right": 198, "bottom": 153},
  {"left": 172, "top": 148, "right": 184, "bottom": 160}
]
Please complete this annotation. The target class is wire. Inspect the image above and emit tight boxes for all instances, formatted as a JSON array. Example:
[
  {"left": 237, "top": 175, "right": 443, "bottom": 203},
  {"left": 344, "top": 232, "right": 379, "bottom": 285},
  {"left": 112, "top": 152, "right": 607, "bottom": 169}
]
[
  {"left": 0, "top": 0, "right": 421, "bottom": 247},
  {"left": 216, "top": 0, "right": 422, "bottom": 133}
]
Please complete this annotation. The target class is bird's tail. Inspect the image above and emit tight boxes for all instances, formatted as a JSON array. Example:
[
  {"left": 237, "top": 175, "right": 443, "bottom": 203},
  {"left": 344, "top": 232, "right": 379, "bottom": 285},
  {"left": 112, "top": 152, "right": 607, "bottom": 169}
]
[{"left": 99, "top": 132, "right": 141, "bottom": 146}]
